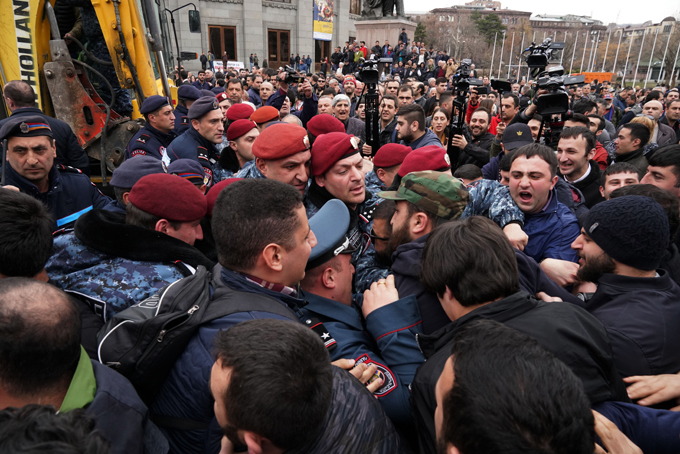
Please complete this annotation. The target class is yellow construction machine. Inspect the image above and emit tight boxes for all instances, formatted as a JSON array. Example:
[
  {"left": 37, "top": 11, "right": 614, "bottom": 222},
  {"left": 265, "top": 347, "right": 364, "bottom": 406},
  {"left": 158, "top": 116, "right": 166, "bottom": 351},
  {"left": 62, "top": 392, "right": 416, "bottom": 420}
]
[{"left": 0, "top": 0, "right": 186, "bottom": 183}]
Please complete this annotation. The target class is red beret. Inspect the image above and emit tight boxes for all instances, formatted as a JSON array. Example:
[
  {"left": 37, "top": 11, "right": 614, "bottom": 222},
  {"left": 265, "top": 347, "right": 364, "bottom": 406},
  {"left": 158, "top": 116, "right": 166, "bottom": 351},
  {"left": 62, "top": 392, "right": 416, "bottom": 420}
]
[
  {"left": 250, "top": 106, "right": 279, "bottom": 124},
  {"left": 252, "top": 123, "right": 310, "bottom": 160},
  {"left": 226, "top": 103, "right": 254, "bottom": 122},
  {"left": 311, "top": 132, "right": 361, "bottom": 176},
  {"left": 227, "top": 119, "right": 257, "bottom": 141},
  {"left": 307, "top": 114, "right": 345, "bottom": 137},
  {"left": 373, "top": 143, "right": 411, "bottom": 168},
  {"left": 398, "top": 145, "right": 451, "bottom": 177},
  {"left": 216, "top": 92, "right": 229, "bottom": 103},
  {"left": 206, "top": 178, "right": 242, "bottom": 217},
  {"left": 128, "top": 173, "right": 207, "bottom": 221}
]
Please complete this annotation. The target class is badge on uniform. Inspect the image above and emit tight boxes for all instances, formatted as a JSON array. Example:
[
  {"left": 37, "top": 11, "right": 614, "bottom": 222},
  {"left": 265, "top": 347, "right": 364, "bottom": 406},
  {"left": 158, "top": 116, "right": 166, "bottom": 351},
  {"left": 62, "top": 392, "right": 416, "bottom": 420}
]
[
  {"left": 355, "top": 354, "right": 397, "bottom": 397},
  {"left": 304, "top": 317, "right": 337, "bottom": 351}
]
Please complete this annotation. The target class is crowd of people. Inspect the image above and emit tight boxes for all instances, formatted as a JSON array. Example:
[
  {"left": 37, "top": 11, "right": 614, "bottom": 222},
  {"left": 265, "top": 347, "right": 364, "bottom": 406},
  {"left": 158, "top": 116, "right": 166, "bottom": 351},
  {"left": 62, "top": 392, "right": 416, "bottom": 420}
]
[{"left": 2, "top": 37, "right": 680, "bottom": 454}]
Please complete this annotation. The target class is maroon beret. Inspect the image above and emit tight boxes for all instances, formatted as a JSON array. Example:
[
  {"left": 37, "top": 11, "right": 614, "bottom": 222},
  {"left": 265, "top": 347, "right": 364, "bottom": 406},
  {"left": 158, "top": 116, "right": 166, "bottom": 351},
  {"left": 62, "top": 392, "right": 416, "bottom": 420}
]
[
  {"left": 227, "top": 119, "right": 258, "bottom": 141},
  {"left": 216, "top": 92, "right": 229, "bottom": 103},
  {"left": 206, "top": 178, "right": 242, "bottom": 217},
  {"left": 226, "top": 103, "right": 254, "bottom": 122},
  {"left": 250, "top": 106, "right": 280, "bottom": 124},
  {"left": 252, "top": 123, "right": 310, "bottom": 160},
  {"left": 398, "top": 145, "right": 451, "bottom": 177},
  {"left": 128, "top": 173, "right": 207, "bottom": 221},
  {"left": 311, "top": 132, "right": 361, "bottom": 176},
  {"left": 307, "top": 114, "right": 345, "bottom": 137},
  {"left": 373, "top": 143, "right": 411, "bottom": 168}
]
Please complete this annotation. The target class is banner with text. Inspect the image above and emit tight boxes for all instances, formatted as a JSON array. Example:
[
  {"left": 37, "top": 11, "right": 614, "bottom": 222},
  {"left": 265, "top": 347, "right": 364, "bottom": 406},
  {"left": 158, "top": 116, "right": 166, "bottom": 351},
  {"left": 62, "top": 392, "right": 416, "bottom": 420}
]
[{"left": 313, "top": 0, "right": 333, "bottom": 41}]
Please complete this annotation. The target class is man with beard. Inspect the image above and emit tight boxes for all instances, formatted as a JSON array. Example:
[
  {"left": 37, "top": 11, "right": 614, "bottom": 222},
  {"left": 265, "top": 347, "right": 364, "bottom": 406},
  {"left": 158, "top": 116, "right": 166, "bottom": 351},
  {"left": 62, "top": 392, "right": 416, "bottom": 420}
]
[
  {"left": 660, "top": 99, "right": 680, "bottom": 143},
  {"left": 370, "top": 200, "right": 396, "bottom": 266},
  {"left": 409, "top": 216, "right": 630, "bottom": 454},
  {"left": 571, "top": 196, "right": 680, "bottom": 382},
  {"left": 450, "top": 108, "right": 493, "bottom": 168},
  {"left": 378, "top": 171, "right": 529, "bottom": 334},
  {"left": 395, "top": 104, "right": 442, "bottom": 150},
  {"left": 342, "top": 75, "right": 358, "bottom": 116}
]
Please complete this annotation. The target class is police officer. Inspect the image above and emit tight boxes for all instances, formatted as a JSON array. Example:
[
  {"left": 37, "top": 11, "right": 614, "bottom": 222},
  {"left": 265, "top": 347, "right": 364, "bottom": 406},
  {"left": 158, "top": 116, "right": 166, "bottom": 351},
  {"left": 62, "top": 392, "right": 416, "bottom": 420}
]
[
  {"left": 0, "top": 80, "right": 89, "bottom": 174},
  {"left": 125, "top": 95, "right": 176, "bottom": 160},
  {"left": 299, "top": 199, "right": 424, "bottom": 429},
  {"left": 174, "top": 85, "right": 202, "bottom": 135},
  {"left": 0, "top": 116, "right": 111, "bottom": 230},
  {"left": 102, "top": 156, "right": 164, "bottom": 214},
  {"left": 166, "top": 96, "right": 223, "bottom": 187}
]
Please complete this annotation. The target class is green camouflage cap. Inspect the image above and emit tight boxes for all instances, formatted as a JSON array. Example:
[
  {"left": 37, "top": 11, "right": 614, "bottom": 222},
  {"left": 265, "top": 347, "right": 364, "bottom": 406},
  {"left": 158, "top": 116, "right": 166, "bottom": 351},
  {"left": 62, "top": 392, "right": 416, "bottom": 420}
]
[{"left": 378, "top": 171, "right": 469, "bottom": 220}]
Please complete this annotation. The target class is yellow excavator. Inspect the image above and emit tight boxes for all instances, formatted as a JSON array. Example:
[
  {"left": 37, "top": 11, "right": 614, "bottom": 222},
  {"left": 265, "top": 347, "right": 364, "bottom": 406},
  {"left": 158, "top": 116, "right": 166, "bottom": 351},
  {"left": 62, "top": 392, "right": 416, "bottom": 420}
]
[{"left": 0, "top": 0, "right": 190, "bottom": 183}]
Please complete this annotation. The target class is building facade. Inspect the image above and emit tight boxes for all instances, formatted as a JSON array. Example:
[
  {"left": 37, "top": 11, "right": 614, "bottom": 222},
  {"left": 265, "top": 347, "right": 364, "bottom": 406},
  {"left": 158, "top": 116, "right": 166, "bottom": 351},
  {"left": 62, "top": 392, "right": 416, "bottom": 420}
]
[{"left": 163, "top": 0, "right": 358, "bottom": 72}]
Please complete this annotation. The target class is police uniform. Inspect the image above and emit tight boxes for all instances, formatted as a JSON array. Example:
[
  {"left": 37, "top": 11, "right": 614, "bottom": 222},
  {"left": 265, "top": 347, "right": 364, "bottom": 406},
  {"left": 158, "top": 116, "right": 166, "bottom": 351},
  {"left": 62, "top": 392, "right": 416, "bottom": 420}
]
[
  {"left": 299, "top": 199, "right": 424, "bottom": 428},
  {"left": 0, "top": 116, "right": 111, "bottom": 230},
  {"left": 125, "top": 96, "right": 176, "bottom": 160},
  {"left": 173, "top": 85, "right": 202, "bottom": 135},
  {"left": 102, "top": 155, "right": 164, "bottom": 214},
  {"left": 166, "top": 97, "right": 222, "bottom": 187}
]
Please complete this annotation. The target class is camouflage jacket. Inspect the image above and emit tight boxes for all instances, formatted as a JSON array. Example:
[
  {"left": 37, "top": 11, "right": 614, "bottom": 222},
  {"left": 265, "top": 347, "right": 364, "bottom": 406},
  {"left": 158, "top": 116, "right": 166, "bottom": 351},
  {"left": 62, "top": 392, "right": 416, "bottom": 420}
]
[
  {"left": 46, "top": 210, "right": 215, "bottom": 320},
  {"left": 364, "top": 170, "right": 386, "bottom": 195},
  {"left": 462, "top": 179, "right": 525, "bottom": 228},
  {"left": 234, "top": 159, "right": 264, "bottom": 179}
]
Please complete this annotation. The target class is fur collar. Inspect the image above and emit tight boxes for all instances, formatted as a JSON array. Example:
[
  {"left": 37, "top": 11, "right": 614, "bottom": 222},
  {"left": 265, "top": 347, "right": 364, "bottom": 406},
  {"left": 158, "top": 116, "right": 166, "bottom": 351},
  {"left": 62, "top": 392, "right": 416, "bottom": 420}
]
[{"left": 74, "top": 210, "right": 215, "bottom": 270}]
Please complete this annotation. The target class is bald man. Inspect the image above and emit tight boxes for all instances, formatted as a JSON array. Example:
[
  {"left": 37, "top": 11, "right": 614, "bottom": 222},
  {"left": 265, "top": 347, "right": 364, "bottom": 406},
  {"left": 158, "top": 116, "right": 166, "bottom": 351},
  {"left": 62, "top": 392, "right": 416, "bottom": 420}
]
[{"left": 642, "top": 100, "right": 677, "bottom": 146}]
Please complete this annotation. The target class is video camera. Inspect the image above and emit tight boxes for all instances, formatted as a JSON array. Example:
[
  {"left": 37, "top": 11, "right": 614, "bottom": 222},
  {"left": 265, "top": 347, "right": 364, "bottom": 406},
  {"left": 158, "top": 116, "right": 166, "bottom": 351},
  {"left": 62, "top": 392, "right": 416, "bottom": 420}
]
[
  {"left": 445, "top": 59, "right": 483, "bottom": 169},
  {"left": 356, "top": 58, "right": 380, "bottom": 85},
  {"left": 451, "top": 59, "right": 483, "bottom": 89},
  {"left": 523, "top": 38, "right": 585, "bottom": 147},
  {"left": 280, "top": 65, "right": 305, "bottom": 84}
]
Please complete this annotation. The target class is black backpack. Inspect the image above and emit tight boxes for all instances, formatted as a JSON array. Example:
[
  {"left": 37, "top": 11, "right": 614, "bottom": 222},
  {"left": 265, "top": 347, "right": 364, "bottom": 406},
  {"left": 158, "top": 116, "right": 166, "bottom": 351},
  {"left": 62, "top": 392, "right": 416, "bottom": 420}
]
[{"left": 97, "top": 265, "right": 299, "bottom": 404}]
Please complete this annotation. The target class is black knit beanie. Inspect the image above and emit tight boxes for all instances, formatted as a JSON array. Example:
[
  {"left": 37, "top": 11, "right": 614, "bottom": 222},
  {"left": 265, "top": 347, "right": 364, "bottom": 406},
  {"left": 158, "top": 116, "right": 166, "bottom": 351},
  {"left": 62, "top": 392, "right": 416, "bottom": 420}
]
[{"left": 582, "top": 195, "right": 669, "bottom": 271}]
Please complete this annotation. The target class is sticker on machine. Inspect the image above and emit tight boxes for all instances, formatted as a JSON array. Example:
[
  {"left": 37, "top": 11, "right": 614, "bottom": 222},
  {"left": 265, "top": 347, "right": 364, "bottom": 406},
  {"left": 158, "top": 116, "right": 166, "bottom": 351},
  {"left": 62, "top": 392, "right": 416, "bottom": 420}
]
[{"left": 355, "top": 353, "right": 397, "bottom": 397}]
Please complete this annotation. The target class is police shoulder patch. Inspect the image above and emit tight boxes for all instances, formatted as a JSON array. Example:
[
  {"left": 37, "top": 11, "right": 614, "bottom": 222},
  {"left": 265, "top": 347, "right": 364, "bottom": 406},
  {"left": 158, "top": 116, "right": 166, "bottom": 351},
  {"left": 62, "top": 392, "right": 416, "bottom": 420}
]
[
  {"left": 130, "top": 149, "right": 147, "bottom": 157},
  {"left": 136, "top": 134, "right": 150, "bottom": 144},
  {"left": 355, "top": 353, "right": 397, "bottom": 397}
]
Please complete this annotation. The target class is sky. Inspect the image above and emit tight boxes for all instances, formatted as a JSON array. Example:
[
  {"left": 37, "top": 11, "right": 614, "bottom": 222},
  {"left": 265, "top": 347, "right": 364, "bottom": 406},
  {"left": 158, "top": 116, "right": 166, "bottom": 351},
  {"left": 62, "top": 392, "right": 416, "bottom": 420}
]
[{"left": 403, "top": 0, "right": 678, "bottom": 25}]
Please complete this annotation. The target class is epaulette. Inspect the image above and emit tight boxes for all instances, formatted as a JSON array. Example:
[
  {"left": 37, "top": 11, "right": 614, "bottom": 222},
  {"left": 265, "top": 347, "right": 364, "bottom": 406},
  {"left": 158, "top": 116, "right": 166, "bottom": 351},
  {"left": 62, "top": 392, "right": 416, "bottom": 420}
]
[
  {"left": 57, "top": 164, "right": 83, "bottom": 174},
  {"left": 53, "top": 226, "right": 75, "bottom": 237},
  {"left": 360, "top": 204, "right": 377, "bottom": 223},
  {"left": 136, "top": 134, "right": 151, "bottom": 144}
]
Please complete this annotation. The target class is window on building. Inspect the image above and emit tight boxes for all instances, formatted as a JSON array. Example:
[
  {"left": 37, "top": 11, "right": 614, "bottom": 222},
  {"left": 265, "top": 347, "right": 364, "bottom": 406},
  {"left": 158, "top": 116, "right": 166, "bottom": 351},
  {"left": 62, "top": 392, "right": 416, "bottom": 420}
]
[
  {"left": 209, "top": 25, "right": 237, "bottom": 62},
  {"left": 268, "top": 29, "right": 290, "bottom": 68},
  {"left": 350, "top": 0, "right": 361, "bottom": 15},
  {"left": 512, "top": 18, "right": 517, "bottom": 24},
  {"left": 664, "top": 25, "right": 672, "bottom": 33}
]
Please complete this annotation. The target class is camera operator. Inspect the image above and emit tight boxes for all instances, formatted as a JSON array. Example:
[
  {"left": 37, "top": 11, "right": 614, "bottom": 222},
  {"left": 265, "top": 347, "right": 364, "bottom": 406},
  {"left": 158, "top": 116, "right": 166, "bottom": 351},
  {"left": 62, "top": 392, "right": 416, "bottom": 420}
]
[{"left": 266, "top": 68, "right": 318, "bottom": 128}]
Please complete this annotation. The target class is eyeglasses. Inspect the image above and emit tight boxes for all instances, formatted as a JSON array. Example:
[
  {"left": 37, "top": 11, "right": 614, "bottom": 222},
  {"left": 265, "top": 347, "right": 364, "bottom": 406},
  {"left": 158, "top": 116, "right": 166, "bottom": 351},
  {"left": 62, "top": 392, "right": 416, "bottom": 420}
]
[{"left": 370, "top": 228, "right": 389, "bottom": 242}]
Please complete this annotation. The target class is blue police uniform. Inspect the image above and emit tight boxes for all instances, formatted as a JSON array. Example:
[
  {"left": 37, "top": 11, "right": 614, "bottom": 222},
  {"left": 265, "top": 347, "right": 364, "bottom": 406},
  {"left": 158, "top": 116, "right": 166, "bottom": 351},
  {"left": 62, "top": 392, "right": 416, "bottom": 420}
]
[
  {"left": 124, "top": 124, "right": 176, "bottom": 160},
  {"left": 300, "top": 291, "right": 424, "bottom": 427},
  {"left": 166, "top": 127, "right": 219, "bottom": 187},
  {"left": 173, "top": 105, "right": 190, "bottom": 135},
  {"left": 4, "top": 163, "right": 110, "bottom": 230}
]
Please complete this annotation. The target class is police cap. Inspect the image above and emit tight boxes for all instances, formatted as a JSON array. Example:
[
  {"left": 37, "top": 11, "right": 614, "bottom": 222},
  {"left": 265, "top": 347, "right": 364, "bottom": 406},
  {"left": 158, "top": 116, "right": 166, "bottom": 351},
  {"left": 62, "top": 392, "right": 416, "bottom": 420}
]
[
  {"left": 188, "top": 96, "right": 221, "bottom": 120},
  {"left": 0, "top": 115, "right": 53, "bottom": 141},
  {"left": 177, "top": 85, "right": 202, "bottom": 101},
  {"left": 307, "top": 199, "right": 356, "bottom": 270},
  {"left": 140, "top": 95, "right": 170, "bottom": 115},
  {"left": 110, "top": 156, "right": 164, "bottom": 189}
]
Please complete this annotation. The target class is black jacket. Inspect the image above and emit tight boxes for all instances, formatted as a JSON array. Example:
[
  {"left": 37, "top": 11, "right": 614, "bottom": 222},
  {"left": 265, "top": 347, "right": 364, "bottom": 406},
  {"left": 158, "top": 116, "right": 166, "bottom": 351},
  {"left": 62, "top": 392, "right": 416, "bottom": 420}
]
[
  {"left": 660, "top": 244, "right": 680, "bottom": 286},
  {"left": 582, "top": 271, "right": 680, "bottom": 380},
  {"left": 560, "top": 160, "right": 605, "bottom": 209},
  {"left": 457, "top": 132, "right": 493, "bottom": 168},
  {"left": 392, "top": 234, "right": 582, "bottom": 335},
  {"left": 411, "top": 291, "right": 629, "bottom": 454},
  {"left": 0, "top": 107, "right": 90, "bottom": 174},
  {"left": 287, "top": 367, "right": 407, "bottom": 454}
]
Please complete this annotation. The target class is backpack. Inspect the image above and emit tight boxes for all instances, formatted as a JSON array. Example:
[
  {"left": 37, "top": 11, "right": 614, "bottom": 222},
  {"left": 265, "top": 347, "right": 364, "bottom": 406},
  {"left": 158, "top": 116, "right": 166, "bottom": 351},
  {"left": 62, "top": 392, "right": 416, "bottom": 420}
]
[{"left": 96, "top": 265, "right": 299, "bottom": 404}]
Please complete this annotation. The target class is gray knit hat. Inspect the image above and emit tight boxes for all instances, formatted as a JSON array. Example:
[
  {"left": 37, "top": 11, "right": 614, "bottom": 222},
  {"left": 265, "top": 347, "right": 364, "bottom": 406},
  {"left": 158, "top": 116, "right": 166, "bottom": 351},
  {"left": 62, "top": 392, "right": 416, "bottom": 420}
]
[{"left": 582, "top": 195, "right": 669, "bottom": 271}]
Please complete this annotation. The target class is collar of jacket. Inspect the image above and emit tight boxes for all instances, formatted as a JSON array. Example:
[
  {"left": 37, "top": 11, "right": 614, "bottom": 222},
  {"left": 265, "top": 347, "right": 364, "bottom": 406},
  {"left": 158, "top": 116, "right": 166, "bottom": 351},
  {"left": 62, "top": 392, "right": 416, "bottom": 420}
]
[
  {"left": 300, "top": 290, "right": 364, "bottom": 330},
  {"left": 525, "top": 188, "right": 559, "bottom": 218},
  {"left": 589, "top": 270, "right": 673, "bottom": 311},
  {"left": 10, "top": 107, "right": 44, "bottom": 117},
  {"left": 187, "top": 126, "right": 217, "bottom": 153},
  {"left": 217, "top": 265, "right": 306, "bottom": 313},
  {"left": 175, "top": 104, "right": 188, "bottom": 114},
  {"left": 73, "top": 209, "right": 215, "bottom": 269},
  {"left": 561, "top": 160, "right": 601, "bottom": 187},
  {"left": 144, "top": 123, "right": 177, "bottom": 145},
  {"left": 5, "top": 162, "right": 61, "bottom": 197},
  {"left": 615, "top": 146, "right": 644, "bottom": 163},
  {"left": 417, "top": 291, "right": 537, "bottom": 359}
]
